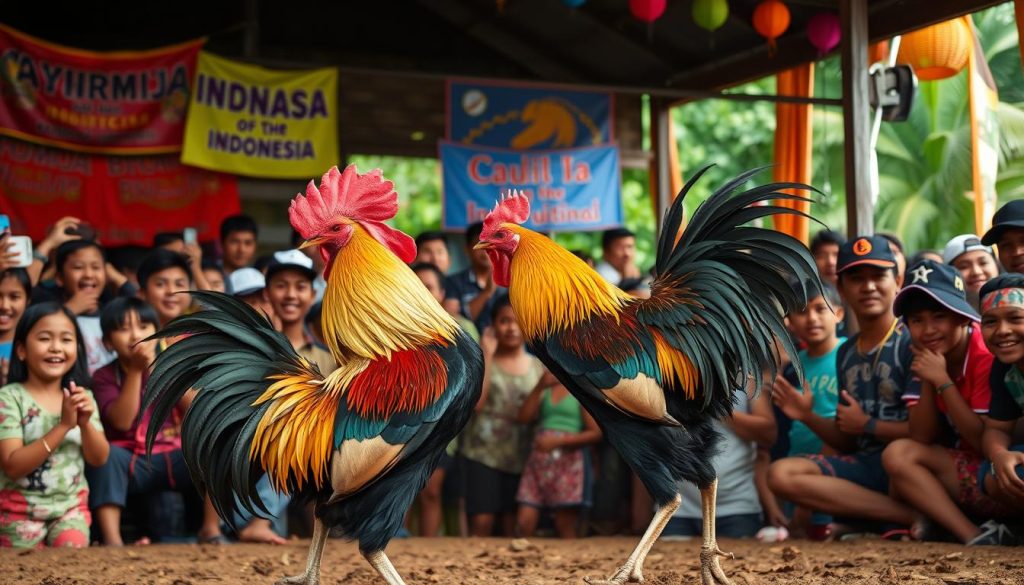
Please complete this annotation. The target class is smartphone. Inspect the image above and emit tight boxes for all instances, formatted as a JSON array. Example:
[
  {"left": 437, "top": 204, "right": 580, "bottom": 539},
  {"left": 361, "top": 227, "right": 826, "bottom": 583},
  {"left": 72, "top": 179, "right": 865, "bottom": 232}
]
[
  {"left": 183, "top": 227, "right": 197, "bottom": 245},
  {"left": 65, "top": 222, "right": 97, "bottom": 241},
  {"left": 6, "top": 235, "right": 32, "bottom": 268}
]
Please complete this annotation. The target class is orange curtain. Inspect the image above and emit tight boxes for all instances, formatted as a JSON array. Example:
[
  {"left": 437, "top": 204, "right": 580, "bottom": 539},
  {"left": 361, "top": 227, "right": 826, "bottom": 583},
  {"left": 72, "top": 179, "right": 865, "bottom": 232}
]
[{"left": 772, "top": 64, "right": 814, "bottom": 245}]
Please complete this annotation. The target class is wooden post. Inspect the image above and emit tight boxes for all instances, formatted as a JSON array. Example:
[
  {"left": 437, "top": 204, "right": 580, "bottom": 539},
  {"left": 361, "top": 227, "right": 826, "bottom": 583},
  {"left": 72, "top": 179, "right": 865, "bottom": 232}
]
[
  {"left": 649, "top": 96, "right": 673, "bottom": 238},
  {"left": 840, "top": 0, "right": 873, "bottom": 237}
]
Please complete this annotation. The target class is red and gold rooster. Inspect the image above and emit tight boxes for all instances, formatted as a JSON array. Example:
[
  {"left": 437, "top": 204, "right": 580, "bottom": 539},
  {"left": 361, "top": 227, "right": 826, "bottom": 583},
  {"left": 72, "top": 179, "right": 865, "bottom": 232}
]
[
  {"left": 475, "top": 167, "right": 819, "bottom": 585},
  {"left": 145, "top": 165, "right": 483, "bottom": 585}
]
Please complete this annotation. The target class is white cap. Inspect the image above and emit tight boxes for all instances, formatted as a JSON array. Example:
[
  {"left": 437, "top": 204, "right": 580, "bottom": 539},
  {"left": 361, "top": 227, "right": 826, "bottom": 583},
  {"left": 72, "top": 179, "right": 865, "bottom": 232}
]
[
  {"left": 942, "top": 234, "right": 993, "bottom": 264},
  {"left": 265, "top": 249, "right": 316, "bottom": 280},
  {"left": 229, "top": 267, "right": 266, "bottom": 297}
]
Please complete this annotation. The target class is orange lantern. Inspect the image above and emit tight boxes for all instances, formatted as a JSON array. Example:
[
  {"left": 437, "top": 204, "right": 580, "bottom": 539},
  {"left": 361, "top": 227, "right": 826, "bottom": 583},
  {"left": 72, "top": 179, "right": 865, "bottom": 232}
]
[
  {"left": 752, "top": 0, "right": 790, "bottom": 55},
  {"left": 897, "top": 19, "right": 970, "bottom": 81}
]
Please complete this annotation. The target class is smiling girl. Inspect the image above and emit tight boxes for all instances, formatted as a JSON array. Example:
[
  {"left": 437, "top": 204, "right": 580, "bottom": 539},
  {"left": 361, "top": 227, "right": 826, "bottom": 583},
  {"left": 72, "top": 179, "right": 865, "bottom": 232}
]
[{"left": 0, "top": 303, "right": 109, "bottom": 547}]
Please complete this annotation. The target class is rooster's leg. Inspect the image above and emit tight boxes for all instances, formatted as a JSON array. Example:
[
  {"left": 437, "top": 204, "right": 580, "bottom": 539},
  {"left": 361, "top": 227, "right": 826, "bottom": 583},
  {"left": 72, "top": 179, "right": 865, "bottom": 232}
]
[
  {"left": 699, "top": 478, "right": 734, "bottom": 585},
  {"left": 364, "top": 550, "right": 408, "bottom": 585},
  {"left": 584, "top": 493, "right": 681, "bottom": 584},
  {"left": 276, "top": 517, "right": 328, "bottom": 585}
]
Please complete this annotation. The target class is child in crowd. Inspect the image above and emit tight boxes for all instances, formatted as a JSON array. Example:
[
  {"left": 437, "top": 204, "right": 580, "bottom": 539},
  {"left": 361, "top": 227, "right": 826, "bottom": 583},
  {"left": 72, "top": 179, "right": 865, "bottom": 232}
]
[
  {"left": 768, "top": 282, "right": 846, "bottom": 537},
  {"left": 769, "top": 235, "right": 917, "bottom": 533},
  {"left": 460, "top": 296, "right": 543, "bottom": 537},
  {"left": 413, "top": 262, "right": 479, "bottom": 341},
  {"left": 978, "top": 275, "right": 1024, "bottom": 515},
  {"left": 415, "top": 232, "right": 451, "bottom": 275},
  {"left": 85, "top": 298, "right": 212, "bottom": 545},
  {"left": 0, "top": 303, "right": 109, "bottom": 547},
  {"left": 136, "top": 250, "right": 191, "bottom": 329},
  {"left": 265, "top": 250, "right": 335, "bottom": 373},
  {"left": 200, "top": 260, "right": 226, "bottom": 293},
  {"left": 0, "top": 269, "right": 30, "bottom": 385},
  {"left": 981, "top": 200, "right": 1024, "bottom": 274},
  {"left": 810, "top": 230, "right": 845, "bottom": 288},
  {"left": 38, "top": 240, "right": 135, "bottom": 374},
  {"left": 943, "top": 235, "right": 1000, "bottom": 308},
  {"left": 229, "top": 267, "right": 277, "bottom": 327},
  {"left": 220, "top": 214, "right": 259, "bottom": 280},
  {"left": 516, "top": 373, "right": 601, "bottom": 538},
  {"left": 881, "top": 260, "right": 1009, "bottom": 545}
]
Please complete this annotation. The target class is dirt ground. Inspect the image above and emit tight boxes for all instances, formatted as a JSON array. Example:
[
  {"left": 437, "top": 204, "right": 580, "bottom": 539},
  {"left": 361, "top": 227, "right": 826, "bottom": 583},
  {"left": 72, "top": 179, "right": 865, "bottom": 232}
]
[{"left": 4, "top": 536, "right": 1024, "bottom": 585}]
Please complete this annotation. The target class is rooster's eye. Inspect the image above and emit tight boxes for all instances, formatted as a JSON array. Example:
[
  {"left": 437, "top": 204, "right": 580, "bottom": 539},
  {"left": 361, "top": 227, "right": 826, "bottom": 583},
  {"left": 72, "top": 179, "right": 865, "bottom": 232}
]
[
  {"left": 495, "top": 232, "right": 505, "bottom": 239},
  {"left": 331, "top": 225, "right": 342, "bottom": 232}
]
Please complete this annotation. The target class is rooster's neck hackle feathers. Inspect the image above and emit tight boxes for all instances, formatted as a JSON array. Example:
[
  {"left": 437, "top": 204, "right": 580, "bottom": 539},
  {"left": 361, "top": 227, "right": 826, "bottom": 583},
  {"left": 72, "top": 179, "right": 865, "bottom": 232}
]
[
  {"left": 323, "top": 226, "right": 458, "bottom": 360},
  {"left": 507, "top": 227, "right": 632, "bottom": 340}
]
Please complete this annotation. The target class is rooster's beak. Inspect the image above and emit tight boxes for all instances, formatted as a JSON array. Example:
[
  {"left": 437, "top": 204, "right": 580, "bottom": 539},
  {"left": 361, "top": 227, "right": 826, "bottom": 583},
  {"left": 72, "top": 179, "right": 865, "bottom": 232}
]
[
  {"left": 299, "top": 236, "right": 325, "bottom": 250},
  {"left": 473, "top": 241, "right": 492, "bottom": 251}
]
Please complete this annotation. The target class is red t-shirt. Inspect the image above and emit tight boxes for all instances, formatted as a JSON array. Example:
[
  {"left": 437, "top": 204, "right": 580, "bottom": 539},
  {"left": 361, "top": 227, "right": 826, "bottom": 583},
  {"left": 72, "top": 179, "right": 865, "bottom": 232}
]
[
  {"left": 903, "top": 325, "right": 993, "bottom": 445},
  {"left": 92, "top": 361, "right": 183, "bottom": 455}
]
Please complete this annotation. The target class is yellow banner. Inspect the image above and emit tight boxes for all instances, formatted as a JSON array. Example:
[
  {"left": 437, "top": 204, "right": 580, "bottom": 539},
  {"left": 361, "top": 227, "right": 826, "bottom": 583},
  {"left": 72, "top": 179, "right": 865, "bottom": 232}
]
[{"left": 181, "top": 52, "right": 338, "bottom": 178}]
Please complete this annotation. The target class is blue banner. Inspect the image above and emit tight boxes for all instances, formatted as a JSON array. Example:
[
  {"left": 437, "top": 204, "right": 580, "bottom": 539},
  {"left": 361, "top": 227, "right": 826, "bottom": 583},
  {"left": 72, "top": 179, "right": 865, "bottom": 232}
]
[
  {"left": 441, "top": 141, "right": 622, "bottom": 232},
  {"left": 448, "top": 80, "right": 612, "bottom": 149}
]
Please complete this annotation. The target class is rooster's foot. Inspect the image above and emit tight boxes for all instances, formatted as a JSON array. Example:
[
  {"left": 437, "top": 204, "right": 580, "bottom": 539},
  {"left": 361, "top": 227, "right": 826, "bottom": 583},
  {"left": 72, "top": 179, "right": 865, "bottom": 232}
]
[
  {"left": 275, "top": 573, "right": 318, "bottom": 585},
  {"left": 583, "top": 564, "right": 644, "bottom": 584},
  {"left": 699, "top": 544, "right": 734, "bottom": 585}
]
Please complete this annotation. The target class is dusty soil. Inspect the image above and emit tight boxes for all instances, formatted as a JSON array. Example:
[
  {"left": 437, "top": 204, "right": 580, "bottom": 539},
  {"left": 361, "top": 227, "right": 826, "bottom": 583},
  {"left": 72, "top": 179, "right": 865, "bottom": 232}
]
[{"left": 4, "top": 536, "right": 1023, "bottom": 585}]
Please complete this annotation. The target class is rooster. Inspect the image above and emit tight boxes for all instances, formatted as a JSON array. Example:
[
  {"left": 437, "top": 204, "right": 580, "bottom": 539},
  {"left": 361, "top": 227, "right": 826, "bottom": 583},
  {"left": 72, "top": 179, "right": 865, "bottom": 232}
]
[
  {"left": 144, "top": 165, "right": 483, "bottom": 585},
  {"left": 475, "top": 167, "right": 819, "bottom": 585}
]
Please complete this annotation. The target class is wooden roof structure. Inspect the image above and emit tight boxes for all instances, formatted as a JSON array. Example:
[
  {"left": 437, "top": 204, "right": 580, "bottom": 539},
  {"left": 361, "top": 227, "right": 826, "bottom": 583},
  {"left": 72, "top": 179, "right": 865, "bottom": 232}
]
[{"left": 2, "top": 0, "right": 1008, "bottom": 236}]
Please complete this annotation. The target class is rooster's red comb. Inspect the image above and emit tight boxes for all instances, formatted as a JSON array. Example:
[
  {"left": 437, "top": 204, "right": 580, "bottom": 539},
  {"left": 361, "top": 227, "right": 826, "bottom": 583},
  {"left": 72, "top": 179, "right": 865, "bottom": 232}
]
[
  {"left": 482, "top": 190, "right": 531, "bottom": 239},
  {"left": 289, "top": 164, "right": 398, "bottom": 240}
]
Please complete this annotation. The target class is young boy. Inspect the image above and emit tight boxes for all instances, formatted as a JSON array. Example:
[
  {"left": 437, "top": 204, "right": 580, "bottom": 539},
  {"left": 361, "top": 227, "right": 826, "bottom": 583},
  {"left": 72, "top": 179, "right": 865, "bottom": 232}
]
[
  {"left": 136, "top": 250, "right": 191, "bottom": 329},
  {"left": 415, "top": 232, "right": 451, "bottom": 275},
  {"left": 86, "top": 298, "right": 209, "bottom": 544},
  {"left": 979, "top": 274, "right": 1024, "bottom": 514},
  {"left": 881, "top": 260, "right": 1010, "bottom": 544},
  {"left": 769, "top": 235, "right": 917, "bottom": 532},
  {"left": 981, "top": 200, "right": 1024, "bottom": 274},
  {"left": 219, "top": 214, "right": 258, "bottom": 279},
  {"left": 264, "top": 250, "right": 334, "bottom": 373},
  {"left": 810, "top": 230, "right": 845, "bottom": 288}
]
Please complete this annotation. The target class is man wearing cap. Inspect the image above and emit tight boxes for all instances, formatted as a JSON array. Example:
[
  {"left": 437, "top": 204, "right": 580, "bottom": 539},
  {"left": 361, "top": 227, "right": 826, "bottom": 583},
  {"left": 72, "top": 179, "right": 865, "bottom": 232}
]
[
  {"left": 978, "top": 274, "right": 1024, "bottom": 513},
  {"left": 265, "top": 249, "right": 336, "bottom": 374},
  {"left": 944, "top": 234, "right": 1000, "bottom": 307},
  {"left": 770, "top": 235, "right": 918, "bottom": 534},
  {"left": 981, "top": 200, "right": 1024, "bottom": 274},
  {"left": 882, "top": 260, "right": 1012, "bottom": 545},
  {"left": 228, "top": 267, "right": 277, "bottom": 328}
]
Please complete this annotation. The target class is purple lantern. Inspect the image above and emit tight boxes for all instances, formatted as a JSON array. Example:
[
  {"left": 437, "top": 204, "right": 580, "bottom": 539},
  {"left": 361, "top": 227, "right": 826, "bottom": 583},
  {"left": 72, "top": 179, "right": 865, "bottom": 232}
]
[{"left": 807, "top": 12, "right": 840, "bottom": 55}]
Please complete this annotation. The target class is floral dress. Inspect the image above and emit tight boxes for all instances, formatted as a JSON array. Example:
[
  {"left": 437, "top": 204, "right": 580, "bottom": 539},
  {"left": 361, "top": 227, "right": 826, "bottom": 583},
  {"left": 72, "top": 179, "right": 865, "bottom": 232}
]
[{"left": 0, "top": 383, "right": 103, "bottom": 548}]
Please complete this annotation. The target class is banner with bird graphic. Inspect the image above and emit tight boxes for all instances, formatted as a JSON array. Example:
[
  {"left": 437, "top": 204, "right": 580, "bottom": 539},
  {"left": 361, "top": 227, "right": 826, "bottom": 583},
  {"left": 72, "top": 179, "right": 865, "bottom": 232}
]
[
  {"left": 0, "top": 24, "right": 202, "bottom": 154},
  {"left": 181, "top": 52, "right": 338, "bottom": 178},
  {"left": 443, "top": 79, "right": 621, "bottom": 231}
]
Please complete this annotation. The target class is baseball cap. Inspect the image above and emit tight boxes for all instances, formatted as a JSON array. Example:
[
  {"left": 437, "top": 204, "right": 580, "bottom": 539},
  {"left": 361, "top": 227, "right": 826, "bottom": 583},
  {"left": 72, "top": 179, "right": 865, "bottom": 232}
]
[
  {"left": 942, "top": 234, "right": 993, "bottom": 264},
  {"left": 981, "top": 200, "right": 1024, "bottom": 245},
  {"left": 893, "top": 259, "right": 978, "bottom": 321},
  {"left": 229, "top": 267, "right": 266, "bottom": 297},
  {"left": 265, "top": 249, "right": 316, "bottom": 281},
  {"left": 836, "top": 235, "right": 897, "bottom": 274}
]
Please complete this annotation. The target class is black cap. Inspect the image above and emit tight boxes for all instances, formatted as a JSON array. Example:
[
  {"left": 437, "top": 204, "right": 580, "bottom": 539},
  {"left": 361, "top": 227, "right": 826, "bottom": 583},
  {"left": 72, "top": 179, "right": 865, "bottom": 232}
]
[
  {"left": 894, "top": 259, "right": 978, "bottom": 321},
  {"left": 981, "top": 200, "right": 1024, "bottom": 245},
  {"left": 836, "top": 234, "right": 897, "bottom": 274}
]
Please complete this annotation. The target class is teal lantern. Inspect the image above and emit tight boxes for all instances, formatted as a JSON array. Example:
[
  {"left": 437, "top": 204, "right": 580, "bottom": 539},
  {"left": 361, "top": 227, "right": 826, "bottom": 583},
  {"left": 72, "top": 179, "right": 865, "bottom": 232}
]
[{"left": 692, "top": 0, "right": 729, "bottom": 33}]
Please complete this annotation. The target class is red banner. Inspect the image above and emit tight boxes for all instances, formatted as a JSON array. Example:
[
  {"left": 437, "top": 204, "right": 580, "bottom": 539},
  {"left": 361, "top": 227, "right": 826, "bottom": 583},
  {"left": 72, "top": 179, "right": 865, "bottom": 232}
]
[
  {"left": 0, "top": 137, "right": 240, "bottom": 246},
  {"left": 0, "top": 25, "right": 203, "bottom": 154}
]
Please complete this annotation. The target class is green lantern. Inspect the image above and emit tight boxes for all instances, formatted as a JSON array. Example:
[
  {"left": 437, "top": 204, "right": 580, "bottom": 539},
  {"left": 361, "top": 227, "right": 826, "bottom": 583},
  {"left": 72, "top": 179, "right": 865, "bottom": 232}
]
[{"left": 692, "top": 0, "right": 729, "bottom": 32}]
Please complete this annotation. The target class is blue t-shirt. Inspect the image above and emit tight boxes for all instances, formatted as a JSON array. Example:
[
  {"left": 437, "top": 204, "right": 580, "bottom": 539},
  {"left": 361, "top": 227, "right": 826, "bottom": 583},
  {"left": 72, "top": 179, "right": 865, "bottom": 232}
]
[
  {"left": 836, "top": 322, "right": 916, "bottom": 452},
  {"left": 780, "top": 339, "right": 846, "bottom": 456},
  {"left": 0, "top": 341, "right": 11, "bottom": 363}
]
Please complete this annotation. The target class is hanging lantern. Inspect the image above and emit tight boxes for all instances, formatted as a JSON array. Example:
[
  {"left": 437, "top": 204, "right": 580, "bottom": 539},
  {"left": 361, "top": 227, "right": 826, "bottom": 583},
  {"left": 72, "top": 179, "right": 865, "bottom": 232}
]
[
  {"left": 563, "top": 0, "right": 587, "bottom": 7},
  {"left": 629, "top": 0, "right": 666, "bottom": 24},
  {"left": 752, "top": 0, "right": 790, "bottom": 55},
  {"left": 692, "top": 0, "right": 729, "bottom": 33},
  {"left": 897, "top": 19, "right": 970, "bottom": 81},
  {"left": 807, "top": 12, "right": 840, "bottom": 55}
]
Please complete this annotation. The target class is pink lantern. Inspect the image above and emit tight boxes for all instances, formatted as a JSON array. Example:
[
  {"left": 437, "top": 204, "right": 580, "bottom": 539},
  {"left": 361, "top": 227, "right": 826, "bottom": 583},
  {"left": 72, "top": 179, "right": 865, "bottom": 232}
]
[
  {"left": 807, "top": 12, "right": 840, "bottom": 55},
  {"left": 629, "top": 0, "right": 667, "bottom": 23}
]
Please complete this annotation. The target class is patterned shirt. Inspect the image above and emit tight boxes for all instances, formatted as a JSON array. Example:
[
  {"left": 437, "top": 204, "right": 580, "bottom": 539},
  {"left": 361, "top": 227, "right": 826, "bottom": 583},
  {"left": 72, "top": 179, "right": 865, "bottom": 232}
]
[
  {"left": 835, "top": 321, "right": 917, "bottom": 452},
  {"left": 0, "top": 383, "right": 103, "bottom": 520}
]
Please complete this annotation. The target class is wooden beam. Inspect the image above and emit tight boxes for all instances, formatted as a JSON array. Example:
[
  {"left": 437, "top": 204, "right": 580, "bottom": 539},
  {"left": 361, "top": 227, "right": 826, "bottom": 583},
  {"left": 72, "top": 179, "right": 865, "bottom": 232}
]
[
  {"left": 841, "top": 0, "right": 873, "bottom": 238},
  {"left": 649, "top": 97, "right": 673, "bottom": 236}
]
